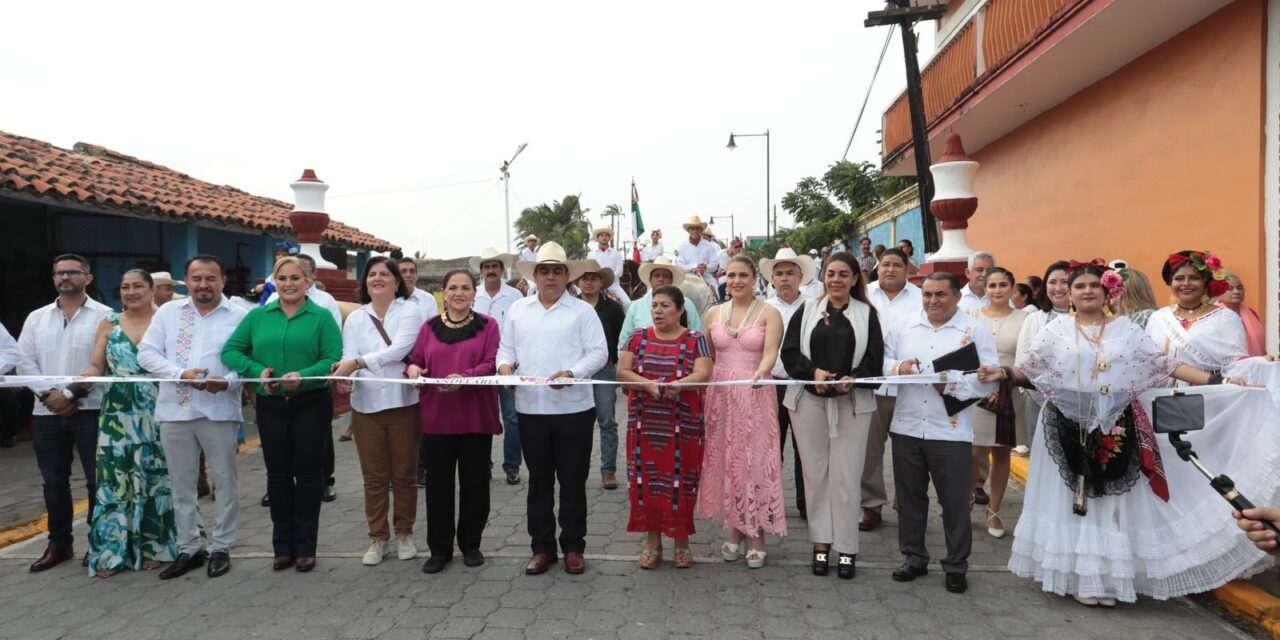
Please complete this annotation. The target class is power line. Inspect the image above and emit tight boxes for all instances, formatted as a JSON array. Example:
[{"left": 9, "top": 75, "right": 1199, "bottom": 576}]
[
  {"left": 327, "top": 168, "right": 492, "bottom": 199},
  {"left": 842, "top": 23, "right": 896, "bottom": 161}
]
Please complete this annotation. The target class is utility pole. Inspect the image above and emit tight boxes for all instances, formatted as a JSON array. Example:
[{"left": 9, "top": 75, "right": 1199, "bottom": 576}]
[
  {"left": 500, "top": 143, "right": 528, "bottom": 254},
  {"left": 866, "top": 1, "right": 945, "bottom": 254}
]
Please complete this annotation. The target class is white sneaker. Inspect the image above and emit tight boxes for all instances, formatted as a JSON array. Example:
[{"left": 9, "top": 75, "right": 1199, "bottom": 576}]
[
  {"left": 362, "top": 539, "right": 389, "bottom": 566},
  {"left": 396, "top": 535, "right": 418, "bottom": 561}
]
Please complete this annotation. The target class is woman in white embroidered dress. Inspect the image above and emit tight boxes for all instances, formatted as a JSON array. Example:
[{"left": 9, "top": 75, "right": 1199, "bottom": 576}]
[
  {"left": 1013, "top": 260, "right": 1071, "bottom": 452},
  {"left": 979, "top": 261, "right": 1267, "bottom": 607},
  {"left": 1145, "top": 250, "right": 1247, "bottom": 379}
]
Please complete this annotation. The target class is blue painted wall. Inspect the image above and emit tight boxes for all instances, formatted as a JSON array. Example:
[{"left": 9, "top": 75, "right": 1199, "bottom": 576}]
[{"left": 896, "top": 206, "right": 925, "bottom": 257}]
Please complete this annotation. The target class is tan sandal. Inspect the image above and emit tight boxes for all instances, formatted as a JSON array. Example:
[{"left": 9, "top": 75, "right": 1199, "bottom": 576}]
[
  {"left": 673, "top": 547, "right": 694, "bottom": 568},
  {"left": 638, "top": 546, "right": 663, "bottom": 569}
]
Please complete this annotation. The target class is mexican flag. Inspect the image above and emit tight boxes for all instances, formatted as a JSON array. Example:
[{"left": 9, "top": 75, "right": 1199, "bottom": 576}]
[{"left": 631, "top": 180, "right": 644, "bottom": 262}]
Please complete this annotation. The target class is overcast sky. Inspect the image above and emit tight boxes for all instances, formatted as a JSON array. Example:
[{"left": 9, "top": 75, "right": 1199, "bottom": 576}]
[{"left": 4, "top": 1, "right": 934, "bottom": 259}]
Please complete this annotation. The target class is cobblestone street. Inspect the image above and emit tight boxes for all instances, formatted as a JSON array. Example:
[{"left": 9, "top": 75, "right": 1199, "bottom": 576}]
[{"left": 0, "top": 404, "right": 1251, "bottom": 639}]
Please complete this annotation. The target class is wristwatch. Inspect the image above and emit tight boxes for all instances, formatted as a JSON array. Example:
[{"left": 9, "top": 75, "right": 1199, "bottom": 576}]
[{"left": 61, "top": 388, "right": 76, "bottom": 401}]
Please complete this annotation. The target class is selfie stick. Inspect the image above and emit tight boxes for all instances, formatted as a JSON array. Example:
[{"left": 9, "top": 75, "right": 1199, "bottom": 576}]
[{"left": 1167, "top": 433, "right": 1280, "bottom": 535}]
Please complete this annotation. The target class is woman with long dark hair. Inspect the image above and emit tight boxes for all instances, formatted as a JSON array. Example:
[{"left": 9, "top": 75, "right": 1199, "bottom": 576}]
[
  {"left": 781, "top": 252, "right": 883, "bottom": 579},
  {"left": 331, "top": 257, "right": 425, "bottom": 566}
]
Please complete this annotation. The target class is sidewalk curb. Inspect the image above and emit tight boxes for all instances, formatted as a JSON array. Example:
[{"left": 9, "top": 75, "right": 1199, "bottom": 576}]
[
  {"left": 0, "top": 436, "right": 262, "bottom": 551},
  {"left": 1008, "top": 451, "right": 1280, "bottom": 638}
]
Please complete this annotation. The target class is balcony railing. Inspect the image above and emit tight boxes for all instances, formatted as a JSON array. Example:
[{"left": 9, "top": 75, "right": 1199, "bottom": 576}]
[{"left": 881, "top": 0, "right": 1085, "bottom": 161}]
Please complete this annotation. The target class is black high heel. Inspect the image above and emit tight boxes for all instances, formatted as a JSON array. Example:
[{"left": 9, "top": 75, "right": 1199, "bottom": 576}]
[
  {"left": 837, "top": 553, "right": 856, "bottom": 580},
  {"left": 812, "top": 547, "right": 829, "bottom": 576}
]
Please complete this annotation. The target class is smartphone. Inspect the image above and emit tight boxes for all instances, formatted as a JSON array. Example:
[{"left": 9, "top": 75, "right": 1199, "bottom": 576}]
[{"left": 1152, "top": 393, "right": 1205, "bottom": 434}]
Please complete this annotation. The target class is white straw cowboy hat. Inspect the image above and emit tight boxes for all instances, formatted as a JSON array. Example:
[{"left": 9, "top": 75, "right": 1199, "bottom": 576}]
[
  {"left": 469, "top": 247, "right": 515, "bottom": 273},
  {"left": 591, "top": 227, "right": 614, "bottom": 240},
  {"left": 576, "top": 261, "right": 615, "bottom": 289},
  {"left": 150, "top": 272, "right": 185, "bottom": 289},
  {"left": 516, "top": 241, "right": 593, "bottom": 281},
  {"left": 760, "top": 247, "right": 817, "bottom": 286},
  {"left": 523, "top": 234, "right": 539, "bottom": 242},
  {"left": 637, "top": 255, "right": 687, "bottom": 286},
  {"left": 681, "top": 215, "right": 708, "bottom": 231}
]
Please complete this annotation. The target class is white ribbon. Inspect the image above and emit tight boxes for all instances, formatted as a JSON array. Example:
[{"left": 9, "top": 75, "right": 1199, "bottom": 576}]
[{"left": 0, "top": 371, "right": 972, "bottom": 389}]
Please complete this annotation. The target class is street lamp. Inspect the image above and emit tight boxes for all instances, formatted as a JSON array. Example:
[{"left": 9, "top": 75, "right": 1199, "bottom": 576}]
[
  {"left": 726, "top": 130, "right": 771, "bottom": 240},
  {"left": 500, "top": 143, "right": 529, "bottom": 254}
]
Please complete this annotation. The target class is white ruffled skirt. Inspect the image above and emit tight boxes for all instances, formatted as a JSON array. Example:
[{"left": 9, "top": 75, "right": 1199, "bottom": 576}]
[{"left": 1009, "top": 385, "right": 1279, "bottom": 601}]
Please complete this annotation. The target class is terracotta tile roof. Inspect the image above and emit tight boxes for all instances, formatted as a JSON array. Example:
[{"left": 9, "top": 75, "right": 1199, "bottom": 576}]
[{"left": 0, "top": 130, "right": 397, "bottom": 252}]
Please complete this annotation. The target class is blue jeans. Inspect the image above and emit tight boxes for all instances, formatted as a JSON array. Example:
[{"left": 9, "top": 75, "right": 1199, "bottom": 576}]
[
  {"left": 592, "top": 365, "right": 618, "bottom": 475},
  {"left": 33, "top": 411, "right": 99, "bottom": 547},
  {"left": 499, "top": 387, "right": 522, "bottom": 473}
]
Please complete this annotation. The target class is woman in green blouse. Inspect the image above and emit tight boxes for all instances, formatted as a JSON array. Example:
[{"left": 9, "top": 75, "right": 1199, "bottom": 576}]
[{"left": 222, "top": 256, "right": 341, "bottom": 572}]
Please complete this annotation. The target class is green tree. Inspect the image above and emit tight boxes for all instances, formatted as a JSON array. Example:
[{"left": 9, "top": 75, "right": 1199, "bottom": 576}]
[
  {"left": 772, "top": 161, "right": 913, "bottom": 255},
  {"left": 514, "top": 194, "right": 592, "bottom": 259}
]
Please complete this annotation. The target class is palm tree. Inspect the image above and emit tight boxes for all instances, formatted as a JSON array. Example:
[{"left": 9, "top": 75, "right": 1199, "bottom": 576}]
[{"left": 513, "top": 194, "right": 592, "bottom": 259}]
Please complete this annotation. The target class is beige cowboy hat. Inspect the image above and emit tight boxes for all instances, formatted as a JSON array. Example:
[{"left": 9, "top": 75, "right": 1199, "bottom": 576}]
[
  {"left": 681, "top": 215, "right": 708, "bottom": 231},
  {"left": 516, "top": 241, "right": 593, "bottom": 281},
  {"left": 469, "top": 247, "right": 515, "bottom": 273},
  {"left": 150, "top": 271, "right": 185, "bottom": 289},
  {"left": 591, "top": 227, "right": 614, "bottom": 240},
  {"left": 523, "top": 234, "right": 539, "bottom": 243},
  {"left": 575, "top": 261, "right": 615, "bottom": 289},
  {"left": 637, "top": 255, "right": 687, "bottom": 286},
  {"left": 760, "top": 247, "right": 817, "bottom": 286}
]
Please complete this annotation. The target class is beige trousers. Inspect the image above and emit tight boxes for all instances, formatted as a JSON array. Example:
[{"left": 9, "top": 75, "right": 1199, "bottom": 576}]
[{"left": 792, "top": 392, "right": 872, "bottom": 555}]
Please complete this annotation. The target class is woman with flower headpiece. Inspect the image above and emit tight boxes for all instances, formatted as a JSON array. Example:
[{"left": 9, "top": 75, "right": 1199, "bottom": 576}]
[
  {"left": 977, "top": 260, "right": 1264, "bottom": 607},
  {"left": 1145, "top": 250, "right": 1247, "bottom": 380}
]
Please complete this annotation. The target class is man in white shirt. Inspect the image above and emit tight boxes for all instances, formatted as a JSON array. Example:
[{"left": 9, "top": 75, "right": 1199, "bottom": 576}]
[
  {"left": 0, "top": 322, "right": 21, "bottom": 448},
  {"left": 859, "top": 248, "right": 923, "bottom": 531},
  {"left": 397, "top": 258, "right": 439, "bottom": 319},
  {"left": 882, "top": 272, "right": 997, "bottom": 594},
  {"left": 497, "top": 242, "right": 607, "bottom": 576},
  {"left": 265, "top": 253, "right": 340, "bottom": 502},
  {"left": 762, "top": 247, "right": 817, "bottom": 519},
  {"left": 138, "top": 255, "right": 246, "bottom": 579},
  {"left": 585, "top": 228, "right": 631, "bottom": 311},
  {"left": 471, "top": 248, "right": 525, "bottom": 486},
  {"left": 519, "top": 235, "right": 540, "bottom": 263},
  {"left": 639, "top": 229, "right": 664, "bottom": 261},
  {"left": 674, "top": 216, "right": 719, "bottom": 301},
  {"left": 957, "top": 252, "right": 997, "bottom": 312},
  {"left": 17, "top": 253, "right": 111, "bottom": 572}
]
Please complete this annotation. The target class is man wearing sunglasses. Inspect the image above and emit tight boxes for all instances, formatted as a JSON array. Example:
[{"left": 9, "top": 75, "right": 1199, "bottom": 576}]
[{"left": 16, "top": 253, "right": 111, "bottom": 572}]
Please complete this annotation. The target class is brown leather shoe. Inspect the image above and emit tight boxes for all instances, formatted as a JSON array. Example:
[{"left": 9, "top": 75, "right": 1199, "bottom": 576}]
[
  {"left": 564, "top": 551, "right": 586, "bottom": 574},
  {"left": 272, "top": 556, "right": 294, "bottom": 571},
  {"left": 525, "top": 553, "right": 557, "bottom": 575},
  {"left": 294, "top": 557, "right": 316, "bottom": 572},
  {"left": 858, "top": 508, "right": 882, "bottom": 532},
  {"left": 973, "top": 487, "right": 991, "bottom": 505},
  {"left": 29, "top": 544, "right": 74, "bottom": 572},
  {"left": 601, "top": 473, "right": 618, "bottom": 490}
]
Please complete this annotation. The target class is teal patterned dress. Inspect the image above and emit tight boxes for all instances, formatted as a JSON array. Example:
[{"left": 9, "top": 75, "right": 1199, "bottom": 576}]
[{"left": 87, "top": 313, "right": 177, "bottom": 574}]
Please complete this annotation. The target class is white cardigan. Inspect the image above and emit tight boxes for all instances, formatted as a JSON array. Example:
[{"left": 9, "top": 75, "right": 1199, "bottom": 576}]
[{"left": 782, "top": 295, "right": 874, "bottom": 437}]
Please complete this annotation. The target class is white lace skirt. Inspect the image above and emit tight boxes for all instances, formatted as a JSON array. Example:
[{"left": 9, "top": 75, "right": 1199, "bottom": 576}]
[{"left": 1009, "top": 385, "right": 1279, "bottom": 601}]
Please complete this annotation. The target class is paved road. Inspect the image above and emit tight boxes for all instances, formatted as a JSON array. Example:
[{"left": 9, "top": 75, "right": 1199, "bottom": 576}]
[{"left": 0, "top": 402, "right": 1251, "bottom": 639}]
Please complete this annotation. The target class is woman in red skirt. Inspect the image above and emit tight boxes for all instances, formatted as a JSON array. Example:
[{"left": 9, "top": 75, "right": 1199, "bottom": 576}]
[{"left": 617, "top": 285, "right": 713, "bottom": 569}]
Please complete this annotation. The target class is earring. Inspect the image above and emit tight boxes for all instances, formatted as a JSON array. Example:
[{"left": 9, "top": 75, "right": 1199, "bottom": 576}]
[
  {"left": 1201, "top": 293, "right": 1210, "bottom": 305},
  {"left": 1068, "top": 302, "right": 1077, "bottom": 315},
  {"left": 1169, "top": 295, "right": 1177, "bottom": 305},
  {"left": 1103, "top": 304, "right": 1114, "bottom": 318}
]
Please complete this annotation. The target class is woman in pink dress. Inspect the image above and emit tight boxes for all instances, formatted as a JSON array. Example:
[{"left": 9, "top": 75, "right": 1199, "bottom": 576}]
[{"left": 698, "top": 255, "right": 786, "bottom": 568}]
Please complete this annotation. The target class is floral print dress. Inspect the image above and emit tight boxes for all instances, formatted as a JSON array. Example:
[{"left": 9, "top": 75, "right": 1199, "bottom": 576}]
[{"left": 87, "top": 313, "right": 177, "bottom": 575}]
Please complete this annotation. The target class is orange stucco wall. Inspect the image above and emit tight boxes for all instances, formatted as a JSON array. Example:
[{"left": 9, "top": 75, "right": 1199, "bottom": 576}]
[{"left": 966, "top": 0, "right": 1266, "bottom": 314}]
